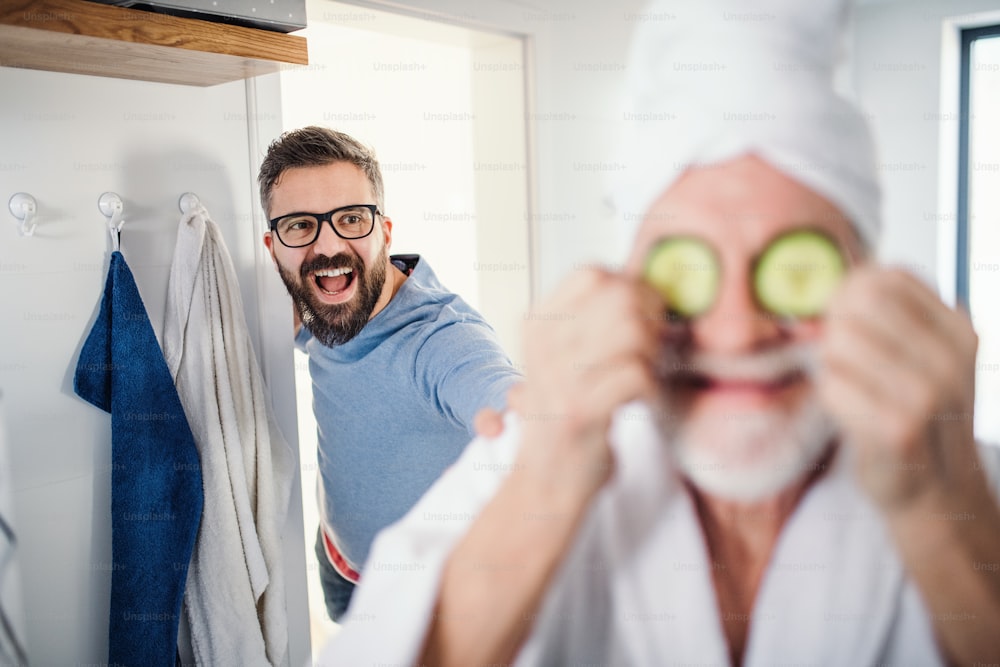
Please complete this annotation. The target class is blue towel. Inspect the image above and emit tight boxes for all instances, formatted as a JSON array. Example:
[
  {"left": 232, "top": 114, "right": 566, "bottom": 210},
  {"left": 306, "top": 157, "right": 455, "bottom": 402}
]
[{"left": 73, "top": 251, "right": 203, "bottom": 667}]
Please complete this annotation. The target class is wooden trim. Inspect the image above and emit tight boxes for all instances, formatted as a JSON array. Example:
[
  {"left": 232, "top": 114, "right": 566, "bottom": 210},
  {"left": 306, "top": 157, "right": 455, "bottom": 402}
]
[{"left": 0, "top": 0, "right": 308, "bottom": 86}]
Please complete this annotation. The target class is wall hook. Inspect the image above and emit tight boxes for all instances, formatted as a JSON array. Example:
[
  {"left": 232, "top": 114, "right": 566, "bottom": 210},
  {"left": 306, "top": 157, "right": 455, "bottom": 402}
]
[
  {"left": 9, "top": 192, "right": 38, "bottom": 237},
  {"left": 178, "top": 192, "right": 201, "bottom": 214},
  {"left": 98, "top": 192, "right": 124, "bottom": 252}
]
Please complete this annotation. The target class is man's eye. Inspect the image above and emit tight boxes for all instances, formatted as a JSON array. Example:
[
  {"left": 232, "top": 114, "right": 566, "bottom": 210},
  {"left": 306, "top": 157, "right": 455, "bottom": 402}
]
[
  {"left": 287, "top": 219, "right": 316, "bottom": 231},
  {"left": 340, "top": 215, "right": 362, "bottom": 225}
]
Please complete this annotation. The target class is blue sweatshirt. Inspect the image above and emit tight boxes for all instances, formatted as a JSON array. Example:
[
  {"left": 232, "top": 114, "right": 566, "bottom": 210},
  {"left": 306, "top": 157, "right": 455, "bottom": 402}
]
[{"left": 296, "top": 255, "right": 520, "bottom": 570}]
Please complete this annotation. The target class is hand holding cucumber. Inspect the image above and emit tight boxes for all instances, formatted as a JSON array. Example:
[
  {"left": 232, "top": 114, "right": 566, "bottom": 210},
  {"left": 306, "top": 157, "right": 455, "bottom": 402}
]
[
  {"left": 511, "top": 268, "right": 663, "bottom": 504},
  {"left": 816, "top": 266, "right": 984, "bottom": 515}
]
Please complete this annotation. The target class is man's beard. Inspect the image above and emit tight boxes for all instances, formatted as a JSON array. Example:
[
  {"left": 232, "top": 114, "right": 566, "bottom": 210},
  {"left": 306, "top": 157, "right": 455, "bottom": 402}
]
[
  {"left": 656, "top": 343, "right": 837, "bottom": 502},
  {"left": 277, "top": 245, "right": 388, "bottom": 347}
]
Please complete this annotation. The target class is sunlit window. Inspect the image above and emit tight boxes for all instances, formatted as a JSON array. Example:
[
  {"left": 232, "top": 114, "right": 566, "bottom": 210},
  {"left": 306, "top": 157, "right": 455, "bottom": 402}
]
[{"left": 960, "top": 26, "right": 1000, "bottom": 443}]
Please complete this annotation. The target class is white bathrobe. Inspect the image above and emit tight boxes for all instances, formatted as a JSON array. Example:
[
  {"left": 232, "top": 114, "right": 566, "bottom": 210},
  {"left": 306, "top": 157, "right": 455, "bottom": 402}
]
[
  {"left": 321, "top": 401, "right": 1000, "bottom": 666},
  {"left": 164, "top": 204, "right": 295, "bottom": 666}
]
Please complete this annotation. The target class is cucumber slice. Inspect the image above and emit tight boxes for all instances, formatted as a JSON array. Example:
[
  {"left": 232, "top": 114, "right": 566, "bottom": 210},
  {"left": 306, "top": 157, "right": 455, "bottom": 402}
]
[
  {"left": 644, "top": 237, "right": 720, "bottom": 317},
  {"left": 753, "top": 229, "right": 845, "bottom": 318}
]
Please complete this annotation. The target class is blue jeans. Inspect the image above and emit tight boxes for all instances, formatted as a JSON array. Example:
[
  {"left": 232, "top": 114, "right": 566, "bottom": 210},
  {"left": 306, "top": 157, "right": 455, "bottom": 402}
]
[{"left": 314, "top": 526, "right": 356, "bottom": 622}]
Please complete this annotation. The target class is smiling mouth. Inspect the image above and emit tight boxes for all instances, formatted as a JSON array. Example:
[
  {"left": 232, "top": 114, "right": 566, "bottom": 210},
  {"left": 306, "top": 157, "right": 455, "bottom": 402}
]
[
  {"left": 314, "top": 267, "right": 355, "bottom": 296},
  {"left": 676, "top": 370, "right": 806, "bottom": 394}
]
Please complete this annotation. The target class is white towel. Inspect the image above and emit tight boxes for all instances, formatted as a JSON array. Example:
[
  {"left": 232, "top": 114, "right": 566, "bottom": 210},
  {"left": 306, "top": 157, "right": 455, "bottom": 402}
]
[
  {"left": 613, "top": 0, "right": 881, "bottom": 255},
  {"left": 0, "top": 398, "right": 28, "bottom": 667},
  {"left": 164, "top": 202, "right": 294, "bottom": 666}
]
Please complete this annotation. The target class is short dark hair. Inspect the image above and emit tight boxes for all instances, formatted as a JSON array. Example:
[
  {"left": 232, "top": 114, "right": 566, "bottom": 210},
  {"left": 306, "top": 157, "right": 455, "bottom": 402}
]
[{"left": 258, "top": 126, "right": 385, "bottom": 218}]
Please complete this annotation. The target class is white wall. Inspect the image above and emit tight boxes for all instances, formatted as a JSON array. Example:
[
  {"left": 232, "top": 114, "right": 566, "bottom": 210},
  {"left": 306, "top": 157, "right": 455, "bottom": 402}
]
[{"left": 0, "top": 67, "right": 309, "bottom": 665}]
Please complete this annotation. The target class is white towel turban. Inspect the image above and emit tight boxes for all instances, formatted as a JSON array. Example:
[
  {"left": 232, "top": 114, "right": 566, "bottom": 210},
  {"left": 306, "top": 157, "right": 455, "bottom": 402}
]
[{"left": 613, "top": 0, "right": 881, "bottom": 253}]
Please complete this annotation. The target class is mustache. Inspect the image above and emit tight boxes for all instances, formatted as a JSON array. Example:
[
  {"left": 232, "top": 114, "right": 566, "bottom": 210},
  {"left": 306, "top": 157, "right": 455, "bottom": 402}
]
[
  {"left": 659, "top": 342, "right": 820, "bottom": 384},
  {"left": 300, "top": 252, "right": 362, "bottom": 277}
]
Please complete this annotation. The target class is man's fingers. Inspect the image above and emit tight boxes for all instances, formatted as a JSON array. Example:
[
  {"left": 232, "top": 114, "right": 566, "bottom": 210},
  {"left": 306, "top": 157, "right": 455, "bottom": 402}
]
[
  {"left": 822, "top": 306, "right": 929, "bottom": 415},
  {"left": 471, "top": 383, "right": 528, "bottom": 439},
  {"left": 473, "top": 407, "right": 507, "bottom": 439},
  {"left": 831, "top": 267, "right": 974, "bottom": 364},
  {"left": 825, "top": 267, "right": 977, "bottom": 417},
  {"left": 578, "top": 357, "right": 659, "bottom": 421},
  {"left": 511, "top": 266, "right": 664, "bottom": 501},
  {"left": 819, "top": 264, "right": 983, "bottom": 512}
]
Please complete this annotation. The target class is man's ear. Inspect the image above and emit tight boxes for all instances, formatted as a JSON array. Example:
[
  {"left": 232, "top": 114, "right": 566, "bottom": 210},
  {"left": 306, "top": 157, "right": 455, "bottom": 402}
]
[
  {"left": 381, "top": 216, "right": 393, "bottom": 248},
  {"left": 263, "top": 232, "right": 279, "bottom": 269}
]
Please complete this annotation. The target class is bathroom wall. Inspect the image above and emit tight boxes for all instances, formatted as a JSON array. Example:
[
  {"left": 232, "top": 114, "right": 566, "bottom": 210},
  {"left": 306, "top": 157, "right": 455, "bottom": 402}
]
[{"left": 0, "top": 65, "right": 310, "bottom": 664}]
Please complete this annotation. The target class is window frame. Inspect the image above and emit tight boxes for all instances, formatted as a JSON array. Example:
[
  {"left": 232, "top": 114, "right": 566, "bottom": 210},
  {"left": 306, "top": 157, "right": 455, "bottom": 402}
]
[{"left": 956, "top": 23, "right": 1000, "bottom": 308}]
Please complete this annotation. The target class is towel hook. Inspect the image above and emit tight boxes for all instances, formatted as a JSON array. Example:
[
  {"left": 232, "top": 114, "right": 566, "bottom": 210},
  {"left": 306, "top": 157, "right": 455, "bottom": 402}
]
[
  {"left": 178, "top": 192, "right": 201, "bottom": 215},
  {"left": 8, "top": 192, "right": 37, "bottom": 237},
  {"left": 98, "top": 192, "right": 125, "bottom": 252}
]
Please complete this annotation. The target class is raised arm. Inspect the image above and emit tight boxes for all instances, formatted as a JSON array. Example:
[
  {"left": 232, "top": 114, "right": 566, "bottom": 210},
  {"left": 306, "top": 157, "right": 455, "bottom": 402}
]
[
  {"left": 415, "top": 317, "right": 521, "bottom": 436},
  {"left": 420, "top": 268, "right": 662, "bottom": 666},
  {"left": 818, "top": 266, "right": 1000, "bottom": 663}
]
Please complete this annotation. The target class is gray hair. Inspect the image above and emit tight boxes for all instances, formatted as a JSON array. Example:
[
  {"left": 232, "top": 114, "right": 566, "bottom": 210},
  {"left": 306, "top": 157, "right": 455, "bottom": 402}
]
[{"left": 258, "top": 126, "right": 385, "bottom": 218}]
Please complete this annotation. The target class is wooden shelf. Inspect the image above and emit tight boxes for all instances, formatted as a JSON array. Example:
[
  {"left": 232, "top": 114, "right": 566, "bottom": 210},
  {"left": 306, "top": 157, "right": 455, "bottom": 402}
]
[{"left": 0, "top": 0, "right": 308, "bottom": 87}]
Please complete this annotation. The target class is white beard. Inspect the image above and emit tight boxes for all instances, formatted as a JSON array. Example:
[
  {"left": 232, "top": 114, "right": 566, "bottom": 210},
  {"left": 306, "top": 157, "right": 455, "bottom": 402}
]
[{"left": 657, "top": 344, "right": 837, "bottom": 502}]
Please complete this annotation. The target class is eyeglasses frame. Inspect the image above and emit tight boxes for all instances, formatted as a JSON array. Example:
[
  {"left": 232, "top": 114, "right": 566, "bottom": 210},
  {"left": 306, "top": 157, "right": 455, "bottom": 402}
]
[{"left": 268, "top": 203, "right": 381, "bottom": 248}]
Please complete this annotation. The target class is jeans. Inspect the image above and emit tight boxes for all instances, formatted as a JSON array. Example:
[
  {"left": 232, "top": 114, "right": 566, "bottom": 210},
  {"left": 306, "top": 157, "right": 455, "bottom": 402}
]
[{"left": 314, "top": 526, "right": 356, "bottom": 622}]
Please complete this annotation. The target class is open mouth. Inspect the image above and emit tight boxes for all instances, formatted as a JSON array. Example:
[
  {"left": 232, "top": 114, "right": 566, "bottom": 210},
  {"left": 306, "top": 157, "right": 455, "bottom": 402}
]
[
  {"left": 313, "top": 267, "right": 355, "bottom": 296},
  {"left": 678, "top": 370, "right": 805, "bottom": 394}
]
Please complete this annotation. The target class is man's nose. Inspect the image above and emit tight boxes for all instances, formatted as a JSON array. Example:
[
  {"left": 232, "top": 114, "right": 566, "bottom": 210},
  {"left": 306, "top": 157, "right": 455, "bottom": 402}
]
[
  {"left": 691, "top": 269, "right": 782, "bottom": 353},
  {"left": 311, "top": 220, "right": 350, "bottom": 257}
]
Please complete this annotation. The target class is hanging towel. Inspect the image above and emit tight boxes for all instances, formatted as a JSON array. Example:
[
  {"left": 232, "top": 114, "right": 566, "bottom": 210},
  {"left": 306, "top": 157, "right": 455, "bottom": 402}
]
[
  {"left": 73, "top": 251, "right": 203, "bottom": 667},
  {"left": 0, "top": 396, "right": 28, "bottom": 667},
  {"left": 163, "top": 202, "right": 294, "bottom": 666}
]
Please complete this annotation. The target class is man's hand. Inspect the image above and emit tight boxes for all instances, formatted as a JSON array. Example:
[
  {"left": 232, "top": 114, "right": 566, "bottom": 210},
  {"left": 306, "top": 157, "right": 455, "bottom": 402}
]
[
  {"left": 473, "top": 384, "right": 524, "bottom": 439},
  {"left": 817, "top": 265, "right": 1000, "bottom": 664},
  {"left": 510, "top": 267, "right": 663, "bottom": 505},
  {"left": 817, "top": 266, "right": 983, "bottom": 513},
  {"left": 473, "top": 406, "right": 508, "bottom": 439}
]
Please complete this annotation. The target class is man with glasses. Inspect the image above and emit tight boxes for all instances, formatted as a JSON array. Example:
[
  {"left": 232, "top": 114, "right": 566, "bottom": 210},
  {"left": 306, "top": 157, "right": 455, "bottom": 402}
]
[{"left": 258, "top": 126, "right": 520, "bottom": 621}]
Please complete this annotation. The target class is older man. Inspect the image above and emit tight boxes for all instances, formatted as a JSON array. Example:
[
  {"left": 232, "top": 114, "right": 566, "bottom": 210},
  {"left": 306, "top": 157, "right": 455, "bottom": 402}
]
[{"left": 321, "top": 0, "right": 1000, "bottom": 664}]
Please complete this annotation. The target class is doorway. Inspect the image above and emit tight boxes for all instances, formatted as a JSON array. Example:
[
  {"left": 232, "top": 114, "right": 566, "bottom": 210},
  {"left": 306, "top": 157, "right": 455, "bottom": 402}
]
[{"left": 276, "top": 0, "right": 532, "bottom": 654}]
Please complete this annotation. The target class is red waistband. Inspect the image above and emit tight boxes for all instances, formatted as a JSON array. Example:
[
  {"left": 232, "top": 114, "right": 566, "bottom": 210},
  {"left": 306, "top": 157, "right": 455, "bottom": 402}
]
[{"left": 322, "top": 528, "right": 361, "bottom": 584}]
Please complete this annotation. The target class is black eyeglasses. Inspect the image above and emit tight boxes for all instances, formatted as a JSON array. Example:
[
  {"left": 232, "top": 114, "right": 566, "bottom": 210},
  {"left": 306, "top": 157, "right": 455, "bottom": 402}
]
[{"left": 268, "top": 204, "right": 380, "bottom": 248}]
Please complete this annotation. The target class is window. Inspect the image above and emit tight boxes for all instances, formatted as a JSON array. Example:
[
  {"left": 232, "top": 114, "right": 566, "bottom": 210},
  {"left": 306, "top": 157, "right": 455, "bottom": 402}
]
[{"left": 958, "top": 25, "right": 1000, "bottom": 442}]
